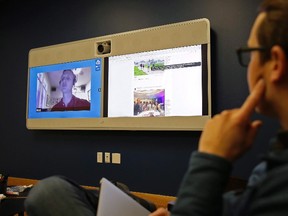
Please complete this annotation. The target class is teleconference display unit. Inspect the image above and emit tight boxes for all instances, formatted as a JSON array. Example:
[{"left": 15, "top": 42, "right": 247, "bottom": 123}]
[{"left": 26, "top": 18, "right": 211, "bottom": 131}]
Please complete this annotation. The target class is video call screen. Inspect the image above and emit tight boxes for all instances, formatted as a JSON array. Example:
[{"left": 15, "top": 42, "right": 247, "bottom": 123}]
[{"left": 27, "top": 58, "right": 102, "bottom": 119}]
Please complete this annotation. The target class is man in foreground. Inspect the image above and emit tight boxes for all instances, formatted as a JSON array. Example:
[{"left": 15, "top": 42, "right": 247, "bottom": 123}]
[{"left": 152, "top": 0, "right": 288, "bottom": 215}]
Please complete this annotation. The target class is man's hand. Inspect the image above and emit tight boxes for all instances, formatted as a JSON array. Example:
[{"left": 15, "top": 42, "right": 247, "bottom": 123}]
[
  {"left": 149, "top": 208, "right": 170, "bottom": 216},
  {"left": 199, "top": 79, "right": 265, "bottom": 161}
]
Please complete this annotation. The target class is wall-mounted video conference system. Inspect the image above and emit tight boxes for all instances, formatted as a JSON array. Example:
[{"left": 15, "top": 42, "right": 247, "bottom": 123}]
[{"left": 26, "top": 18, "right": 211, "bottom": 131}]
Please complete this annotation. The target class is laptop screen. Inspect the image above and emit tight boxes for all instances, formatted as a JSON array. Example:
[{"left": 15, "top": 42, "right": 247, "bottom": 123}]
[{"left": 97, "top": 178, "right": 150, "bottom": 216}]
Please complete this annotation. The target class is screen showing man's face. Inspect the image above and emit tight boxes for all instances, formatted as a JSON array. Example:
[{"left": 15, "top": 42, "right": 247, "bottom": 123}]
[{"left": 60, "top": 71, "right": 75, "bottom": 94}]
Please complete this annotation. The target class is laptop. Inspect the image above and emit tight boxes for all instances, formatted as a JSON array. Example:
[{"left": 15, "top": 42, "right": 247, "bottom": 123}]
[{"left": 96, "top": 177, "right": 151, "bottom": 216}]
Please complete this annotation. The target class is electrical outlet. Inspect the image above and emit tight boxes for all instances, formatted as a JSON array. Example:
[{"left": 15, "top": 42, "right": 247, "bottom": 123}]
[
  {"left": 104, "top": 152, "right": 110, "bottom": 163},
  {"left": 112, "top": 153, "right": 121, "bottom": 164},
  {"left": 97, "top": 152, "right": 103, "bottom": 163}
]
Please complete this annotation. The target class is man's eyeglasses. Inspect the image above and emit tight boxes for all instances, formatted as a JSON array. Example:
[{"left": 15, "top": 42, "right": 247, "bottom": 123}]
[{"left": 236, "top": 47, "right": 267, "bottom": 67}]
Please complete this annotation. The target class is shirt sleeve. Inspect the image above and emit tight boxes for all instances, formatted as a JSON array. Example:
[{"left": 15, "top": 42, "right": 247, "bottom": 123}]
[{"left": 171, "top": 151, "right": 232, "bottom": 216}]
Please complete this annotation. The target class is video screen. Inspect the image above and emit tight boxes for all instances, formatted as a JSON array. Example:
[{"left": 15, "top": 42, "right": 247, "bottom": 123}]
[
  {"left": 27, "top": 58, "right": 102, "bottom": 118},
  {"left": 107, "top": 45, "right": 207, "bottom": 117}
]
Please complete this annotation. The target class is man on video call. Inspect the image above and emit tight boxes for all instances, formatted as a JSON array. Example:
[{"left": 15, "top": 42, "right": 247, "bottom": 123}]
[
  {"left": 51, "top": 69, "right": 90, "bottom": 111},
  {"left": 25, "top": 0, "right": 288, "bottom": 215}
]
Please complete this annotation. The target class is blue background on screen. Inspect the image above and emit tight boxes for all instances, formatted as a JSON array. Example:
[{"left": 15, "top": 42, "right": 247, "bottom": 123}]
[{"left": 28, "top": 58, "right": 102, "bottom": 118}]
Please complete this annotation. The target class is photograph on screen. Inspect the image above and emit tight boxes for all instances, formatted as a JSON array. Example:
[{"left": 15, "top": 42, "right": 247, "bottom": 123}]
[
  {"left": 108, "top": 45, "right": 204, "bottom": 118},
  {"left": 28, "top": 58, "right": 102, "bottom": 119},
  {"left": 134, "top": 59, "right": 165, "bottom": 76},
  {"left": 133, "top": 89, "right": 165, "bottom": 117}
]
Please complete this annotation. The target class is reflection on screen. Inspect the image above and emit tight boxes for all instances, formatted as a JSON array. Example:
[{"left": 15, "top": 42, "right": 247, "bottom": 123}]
[{"left": 108, "top": 45, "right": 204, "bottom": 117}]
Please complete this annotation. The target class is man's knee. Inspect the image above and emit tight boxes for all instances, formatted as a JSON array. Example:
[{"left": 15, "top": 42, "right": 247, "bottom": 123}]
[{"left": 25, "top": 176, "right": 70, "bottom": 208}]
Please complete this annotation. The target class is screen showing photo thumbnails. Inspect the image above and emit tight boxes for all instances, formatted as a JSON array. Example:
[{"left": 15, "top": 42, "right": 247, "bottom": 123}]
[
  {"left": 28, "top": 58, "right": 102, "bottom": 119},
  {"left": 108, "top": 45, "right": 205, "bottom": 117}
]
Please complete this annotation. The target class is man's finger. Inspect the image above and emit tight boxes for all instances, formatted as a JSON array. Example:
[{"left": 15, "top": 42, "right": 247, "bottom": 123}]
[{"left": 239, "top": 79, "right": 265, "bottom": 118}]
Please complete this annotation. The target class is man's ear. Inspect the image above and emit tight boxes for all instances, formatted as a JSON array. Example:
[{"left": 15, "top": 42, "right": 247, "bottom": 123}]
[{"left": 270, "top": 45, "right": 287, "bottom": 82}]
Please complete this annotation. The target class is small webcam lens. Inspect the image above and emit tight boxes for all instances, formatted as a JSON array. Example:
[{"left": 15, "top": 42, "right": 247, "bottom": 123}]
[{"left": 98, "top": 45, "right": 104, "bottom": 53}]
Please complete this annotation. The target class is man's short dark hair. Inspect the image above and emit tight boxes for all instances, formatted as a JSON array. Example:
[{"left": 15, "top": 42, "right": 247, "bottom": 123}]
[{"left": 257, "top": 0, "right": 288, "bottom": 63}]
